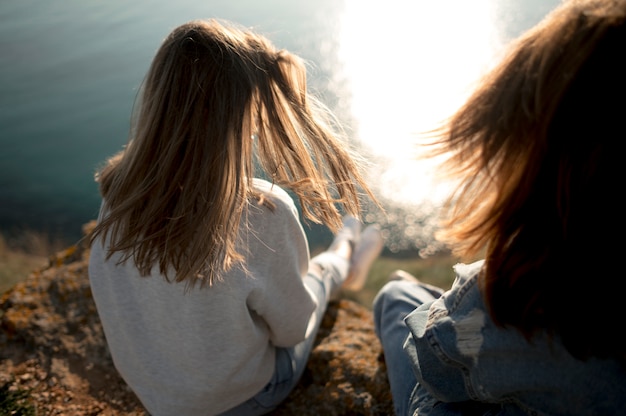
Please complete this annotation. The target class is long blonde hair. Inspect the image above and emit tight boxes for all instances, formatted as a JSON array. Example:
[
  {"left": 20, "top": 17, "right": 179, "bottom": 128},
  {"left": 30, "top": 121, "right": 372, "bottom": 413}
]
[
  {"left": 426, "top": 0, "right": 626, "bottom": 361},
  {"left": 89, "top": 19, "right": 377, "bottom": 287}
]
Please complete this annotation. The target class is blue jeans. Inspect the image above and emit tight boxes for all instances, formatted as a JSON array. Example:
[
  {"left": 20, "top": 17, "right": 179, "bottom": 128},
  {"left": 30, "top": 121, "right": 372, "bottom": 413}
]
[
  {"left": 219, "top": 252, "right": 349, "bottom": 416},
  {"left": 372, "top": 279, "right": 444, "bottom": 416}
]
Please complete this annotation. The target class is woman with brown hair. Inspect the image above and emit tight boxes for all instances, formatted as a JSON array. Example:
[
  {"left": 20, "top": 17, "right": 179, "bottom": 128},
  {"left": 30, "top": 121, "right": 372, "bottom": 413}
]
[{"left": 373, "top": 0, "right": 626, "bottom": 414}]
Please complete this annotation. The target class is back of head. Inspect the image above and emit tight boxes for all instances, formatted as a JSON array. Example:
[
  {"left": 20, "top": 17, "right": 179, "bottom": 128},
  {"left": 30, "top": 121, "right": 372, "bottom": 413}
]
[
  {"left": 431, "top": 0, "right": 626, "bottom": 361},
  {"left": 90, "top": 19, "right": 374, "bottom": 288},
  {"left": 91, "top": 19, "right": 271, "bottom": 285}
]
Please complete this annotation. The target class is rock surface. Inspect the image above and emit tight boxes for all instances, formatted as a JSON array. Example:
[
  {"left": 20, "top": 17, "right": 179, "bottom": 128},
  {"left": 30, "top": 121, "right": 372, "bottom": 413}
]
[{"left": 0, "top": 225, "right": 393, "bottom": 415}]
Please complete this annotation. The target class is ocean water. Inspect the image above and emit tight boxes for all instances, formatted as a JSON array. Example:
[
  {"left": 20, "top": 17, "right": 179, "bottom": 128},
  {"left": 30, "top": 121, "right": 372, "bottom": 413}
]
[{"left": 0, "top": 0, "right": 560, "bottom": 253}]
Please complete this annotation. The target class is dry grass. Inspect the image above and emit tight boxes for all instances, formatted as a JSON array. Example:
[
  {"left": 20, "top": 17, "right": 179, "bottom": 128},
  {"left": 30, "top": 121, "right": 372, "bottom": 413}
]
[
  {"left": 0, "top": 232, "right": 61, "bottom": 295},
  {"left": 343, "top": 253, "right": 459, "bottom": 308}
]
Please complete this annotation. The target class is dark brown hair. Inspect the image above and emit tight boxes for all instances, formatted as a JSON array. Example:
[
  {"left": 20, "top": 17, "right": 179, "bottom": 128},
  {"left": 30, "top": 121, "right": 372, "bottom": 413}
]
[{"left": 427, "top": 0, "right": 626, "bottom": 361}]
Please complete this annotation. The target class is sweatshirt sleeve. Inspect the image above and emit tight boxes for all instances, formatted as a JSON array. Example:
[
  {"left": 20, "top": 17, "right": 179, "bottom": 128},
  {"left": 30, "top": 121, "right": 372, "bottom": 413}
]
[{"left": 244, "top": 180, "right": 317, "bottom": 347}]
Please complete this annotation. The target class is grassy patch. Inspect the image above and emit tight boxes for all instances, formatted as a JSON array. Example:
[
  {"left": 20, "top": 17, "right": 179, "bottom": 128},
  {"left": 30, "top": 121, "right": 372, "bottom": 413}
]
[
  {"left": 0, "top": 381, "right": 36, "bottom": 416},
  {"left": 344, "top": 253, "right": 459, "bottom": 308},
  {"left": 0, "top": 235, "right": 47, "bottom": 295}
]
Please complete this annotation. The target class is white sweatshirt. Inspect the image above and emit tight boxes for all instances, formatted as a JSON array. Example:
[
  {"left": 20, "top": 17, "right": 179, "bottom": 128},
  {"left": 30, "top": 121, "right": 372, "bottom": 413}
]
[{"left": 88, "top": 179, "right": 317, "bottom": 415}]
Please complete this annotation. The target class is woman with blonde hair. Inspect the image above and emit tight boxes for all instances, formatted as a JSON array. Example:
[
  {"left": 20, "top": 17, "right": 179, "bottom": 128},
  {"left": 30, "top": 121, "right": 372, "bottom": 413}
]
[
  {"left": 88, "top": 18, "right": 383, "bottom": 415},
  {"left": 373, "top": 0, "right": 626, "bottom": 414}
]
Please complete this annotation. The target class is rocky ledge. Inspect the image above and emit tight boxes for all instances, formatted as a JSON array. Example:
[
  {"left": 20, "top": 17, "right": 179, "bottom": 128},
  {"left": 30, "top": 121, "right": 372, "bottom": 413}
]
[{"left": 0, "top": 224, "right": 393, "bottom": 415}]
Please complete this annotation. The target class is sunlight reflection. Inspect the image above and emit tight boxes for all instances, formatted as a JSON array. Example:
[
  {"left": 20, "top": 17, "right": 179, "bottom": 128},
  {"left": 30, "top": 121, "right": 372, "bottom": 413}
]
[{"left": 338, "top": 0, "right": 502, "bottom": 207}]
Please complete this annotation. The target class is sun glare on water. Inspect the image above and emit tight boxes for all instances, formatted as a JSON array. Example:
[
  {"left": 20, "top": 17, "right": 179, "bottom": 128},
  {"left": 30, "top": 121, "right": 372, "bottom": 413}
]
[
  {"left": 331, "top": 0, "right": 511, "bottom": 253},
  {"left": 338, "top": 0, "right": 501, "bottom": 207}
]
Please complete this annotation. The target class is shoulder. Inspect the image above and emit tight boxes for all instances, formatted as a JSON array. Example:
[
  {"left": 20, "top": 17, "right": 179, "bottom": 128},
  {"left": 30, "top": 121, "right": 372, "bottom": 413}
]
[
  {"left": 451, "top": 260, "right": 484, "bottom": 288},
  {"left": 253, "top": 178, "right": 293, "bottom": 202},
  {"left": 245, "top": 179, "right": 309, "bottom": 274},
  {"left": 405, "top": 260, "right": 485, "bottom": 339},
  {"left": 405, "top": 260, "right": 487, "bottom": 354},
  {"left": 251, "top": 178, "right": 299, "bottom": 216},
  {"left": 248, "top": 178, "right": 305, "bottom": 238},
  {"left": 430, "top": 260, "right": 486, "bottom": 328}
]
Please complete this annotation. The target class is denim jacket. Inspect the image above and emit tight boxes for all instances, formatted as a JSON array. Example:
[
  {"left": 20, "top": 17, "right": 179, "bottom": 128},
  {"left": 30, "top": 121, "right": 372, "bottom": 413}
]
[{"left": 403, "top": 260, "right": 626, "bottom": 416}]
